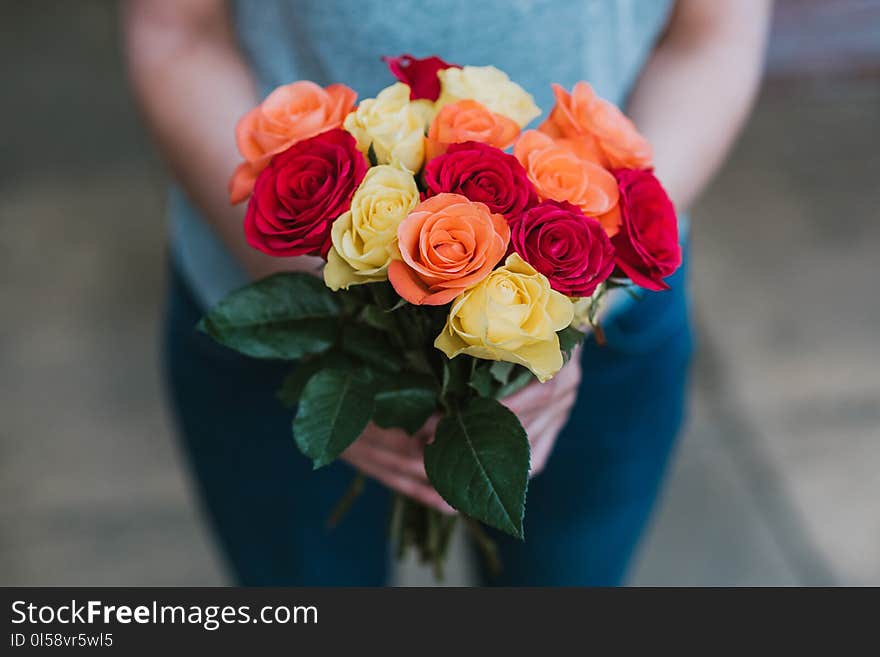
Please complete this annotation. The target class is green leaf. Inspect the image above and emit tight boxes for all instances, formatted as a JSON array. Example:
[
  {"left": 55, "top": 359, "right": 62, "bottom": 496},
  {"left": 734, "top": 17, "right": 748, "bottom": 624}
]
[
  {"left": 373, "top": 373, "right": 438, "bottom": 434},
  {"left": 495, "top": 367, "right": 535, "bottom": 400},
  {"left": 558, "top": 325, "right": 585, "bottom": 354},
  {"left": 293, "top": 369, "right": 374, "bottom": 468},
  {"left": 336, "top": 286, "right": 364, "bottom": 316},
  {"left": 489, "top": 360, "right": 515, "bottom": 385},
  {"left": 441, "top": 356, "right": 470, "bottom": 403},
  {"left": 365, "top": 280, "right": 398, "bottom": 309},
  {"left": 277, "top": 363, "right": 321, "bottom": 409},
  {"left": 342, "top": 324, "right": 402, "bottom": 373},
  {"left": 389, "top": 297, "right": 408, "bottom": 312},
  {"left": 468, "top": 362, "right": 495, "bottom": 398},
  {"left": 359, "top": 304, "right": 397, "bottom": 333},
  {"left": 276, "top": 351, "right": 353, "bottom": 408},
  {"left": 199, "top": 273, "right": 340, "bottom": 360},
  {"left": 425, "top": 397, "right": 530, "bottom": 538},
  {"left": 367, "top": 143, "right": 379, "bottom": 167}
]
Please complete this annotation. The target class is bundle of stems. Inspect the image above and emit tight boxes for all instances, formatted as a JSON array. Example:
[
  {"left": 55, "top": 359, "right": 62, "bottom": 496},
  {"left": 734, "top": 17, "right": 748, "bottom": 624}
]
[{"left": 328, "top": 475, "right": 500, "bottom": 580}]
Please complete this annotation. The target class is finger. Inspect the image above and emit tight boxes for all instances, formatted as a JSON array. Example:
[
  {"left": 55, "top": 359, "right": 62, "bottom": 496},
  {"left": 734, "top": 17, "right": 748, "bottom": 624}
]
[
  {"left": 526, "top": 428, "right": 549, "bottom": 475},
  {"left": 341, "top": 444, "right": 440, "bottom": 506},
  {"left": 501, "top": 379, "right": 547, "bottom": 409},
  {"left": 530, "top": 418, "right": 566, "bottom": 476},
  {"left": 524, "top": 392, "right": 576, "bottom": 442},
  {"left": 350, "top": 455, "right": 454, "bottom": 514},
  {"left": 517, "top": 387, "right": 576, "bottom": 430},
  {"left": 551, "top": 359, "right": 582, "bottom": 390},
  {"left": 501, "top": 382, "right": 552, "bottom": 421},
  {"left": 501, "top": 363, "right": 580, "bottom": 421},
  {"left": 343, "top": 438, "right": 428, "bottom": 483},
  {"left": 522, "top": 395, "right": 575, "bottom": 475},
  {"left": 414, "top": 413, "right": 441, "bottom": 443},
  {"left": 359, "top": 424, "right": 425, "bottom": 459},
  {"left": 354, "top": 443, "right": 456, "bottom": 514}
]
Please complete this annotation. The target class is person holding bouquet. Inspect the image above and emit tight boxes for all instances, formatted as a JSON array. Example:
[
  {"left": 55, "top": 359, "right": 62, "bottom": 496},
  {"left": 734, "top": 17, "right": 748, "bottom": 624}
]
[{"left": 124, "top": 0, "right": 771, "bottom": 585}]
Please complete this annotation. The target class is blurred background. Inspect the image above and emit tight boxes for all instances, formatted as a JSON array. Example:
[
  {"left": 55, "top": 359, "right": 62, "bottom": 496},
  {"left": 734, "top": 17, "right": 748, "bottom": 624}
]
[{"left": 1, "top": 0, "right": 878, "bottom": 586}]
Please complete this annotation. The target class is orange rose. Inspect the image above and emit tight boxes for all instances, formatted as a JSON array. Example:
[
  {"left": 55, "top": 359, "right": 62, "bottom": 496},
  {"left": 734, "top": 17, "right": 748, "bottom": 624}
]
[
  {"left": 388, "top": 193, "right": 510, "bottom": 305},
  {"left": 539, "top": 82, "right": 652, "bottom": 170},
  {"left": 552, "top": 136, "right": 607, "bottom": 167},
  {"left": 228, "top": 81, "right": 357, "bottom": 203},
  {"left": 425, "top": 100, "right": 520, "bottom": 160},
  {"left": 514, "top": 130, "right": 620, "bottom": 235}
]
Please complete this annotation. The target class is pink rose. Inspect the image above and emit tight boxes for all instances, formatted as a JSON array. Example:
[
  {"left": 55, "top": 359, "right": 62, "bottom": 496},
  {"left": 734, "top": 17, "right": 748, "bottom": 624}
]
[
  {"left": 244, "top": 129, "right": 367, "bottom": 258},
  {"left": 611, "top": 169, "right": 681, "bottom": 291},
  {"left": 423, "top": 141, "right": 537, "bottom": 218},
  {"left": 509, "top": 200, "right": 615, "bottom": 297}
]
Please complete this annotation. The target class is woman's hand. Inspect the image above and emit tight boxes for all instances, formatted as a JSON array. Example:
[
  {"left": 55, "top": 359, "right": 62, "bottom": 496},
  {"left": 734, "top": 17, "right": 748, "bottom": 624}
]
[
  {"left": 341, "top": 419, "right": 454, "bottom": 514},
  {"left": 342, "top": 349, "right": 581, "bottom": 509},
  {"left": 501, "top": 346, "right": 582, "bottom": 477}
]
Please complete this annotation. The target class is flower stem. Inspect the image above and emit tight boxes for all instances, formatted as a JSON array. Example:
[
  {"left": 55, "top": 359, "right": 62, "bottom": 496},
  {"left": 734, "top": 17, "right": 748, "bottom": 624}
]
[
  {"left": 389, "top": 493, "right": 407, "bottom": 559},
  {"left": 432, "top": 513, "right": 458, "bottom": 581},
  {"left": 389, "top": 497, "right": 459, "bottom": 582},
  {"left": 326, "top": 472, "right": 365, "bottom": 528},
  {"left": 464, "top": 516, "right": 502, "bottom": 577}
]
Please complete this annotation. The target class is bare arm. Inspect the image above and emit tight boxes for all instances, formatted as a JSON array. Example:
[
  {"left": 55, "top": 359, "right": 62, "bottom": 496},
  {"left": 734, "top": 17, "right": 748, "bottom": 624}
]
[
  {"left": 124, "top": 0, "right": 451, "bottom": 510},
  {"left": 504, "top": 0, "right": 772, "bottom": 465},
  {"left": 122, "top": 0, "right": 322, "bottom": 279},
  {"left": 627, "top": 0, "right": 773, "bottom": 210}
]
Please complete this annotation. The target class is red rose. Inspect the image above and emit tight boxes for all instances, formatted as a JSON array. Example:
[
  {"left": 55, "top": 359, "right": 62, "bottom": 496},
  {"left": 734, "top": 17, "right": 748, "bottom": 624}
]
[
  {"left": 381, "top": 54, "right": 459, "bottom": 101},
  {"left": 244, "top": 129, "right": 367, "bottom": 258},
  {"left": 611, "top": 169, "right": 681, "bottom": 291},
  {"left": 509, "top": 200, "right": 615, "bottom": 297},
  {"left": 424, "top": 141, "right": 537, "bottom": 219}
]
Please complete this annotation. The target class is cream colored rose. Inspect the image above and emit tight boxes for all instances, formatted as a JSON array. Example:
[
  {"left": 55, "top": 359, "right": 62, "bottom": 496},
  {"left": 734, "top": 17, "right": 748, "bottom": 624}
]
[
  {"left": 437, "top": 66, "right": 541, "bottom": 128},
  {"left": 324, "top": 165, "right": 420, "bottom": 290},
  {"left": 409, "top": 98, "right": 438, "bottom": 126},
  {"left": 571, "top": 286, "right": 605, "bottom": 331},
  {"left": 571, "top": 295, "right": 595, "bottom": 331},
  {"left": 435, "top": 254, "right": 574, "bottom": 382},
  {"left": 343, "top": 83, "right": 426, "bottom": 173}
]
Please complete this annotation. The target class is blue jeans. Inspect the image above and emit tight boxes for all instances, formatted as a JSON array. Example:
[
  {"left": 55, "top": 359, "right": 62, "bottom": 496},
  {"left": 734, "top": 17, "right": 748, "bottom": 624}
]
[{"left": 163, "top": 257, "right": 693, "bottom": 586}]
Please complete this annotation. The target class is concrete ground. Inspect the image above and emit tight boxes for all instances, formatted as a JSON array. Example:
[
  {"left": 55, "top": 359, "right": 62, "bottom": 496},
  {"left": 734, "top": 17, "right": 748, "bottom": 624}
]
[{"left": 1, "top": 3, "right": 877, "bottom": 586}]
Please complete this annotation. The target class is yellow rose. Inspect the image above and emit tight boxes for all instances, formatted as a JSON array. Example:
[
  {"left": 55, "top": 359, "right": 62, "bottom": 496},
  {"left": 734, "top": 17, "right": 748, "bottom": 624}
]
[
  {"left": 343, "top": 82, "right": 425, "bottom": 173},
  {"left": 409, "top": 98, "right": 438, "bottom": 126},
  {"left": 324, "top": 165, "right": 420, "bottom": 290},
  {"left": 570, "top": 295, "right": 595, "bottom": 331},
  {"left": 437, "top": 66, "right": 541, "bottom": 128},
  {"left": 435, "top": 253, "right": 574, "bottom": 382}
]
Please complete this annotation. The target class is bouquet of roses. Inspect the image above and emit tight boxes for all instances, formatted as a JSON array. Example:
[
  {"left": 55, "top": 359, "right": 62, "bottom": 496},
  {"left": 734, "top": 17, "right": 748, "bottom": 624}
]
[{"left": 200, "top": 55, "right": 681, "bottom": 575}]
